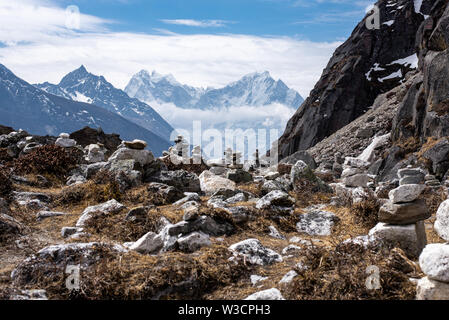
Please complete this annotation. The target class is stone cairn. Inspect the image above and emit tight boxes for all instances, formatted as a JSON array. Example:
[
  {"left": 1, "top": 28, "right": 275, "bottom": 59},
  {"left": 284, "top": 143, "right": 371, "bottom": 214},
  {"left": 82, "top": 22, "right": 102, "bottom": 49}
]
[
  {"left": 416, "top": 196, "right": 449, "bottom": 299},
  {"left": 370, "top": 167, "right": 429, "bottom": 259},
  {"left": 55, "top": 133, "right": 77, "bottom": 148}
]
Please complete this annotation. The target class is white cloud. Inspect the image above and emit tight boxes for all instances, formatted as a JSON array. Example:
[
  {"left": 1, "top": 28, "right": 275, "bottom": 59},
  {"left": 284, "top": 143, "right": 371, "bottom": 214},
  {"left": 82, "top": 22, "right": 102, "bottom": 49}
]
[
  {"left": 0, "top": 0, "right": 341, "bottom": 98},
  {"left": 160, "top": 19, "right": 233, "bottom": 28}
]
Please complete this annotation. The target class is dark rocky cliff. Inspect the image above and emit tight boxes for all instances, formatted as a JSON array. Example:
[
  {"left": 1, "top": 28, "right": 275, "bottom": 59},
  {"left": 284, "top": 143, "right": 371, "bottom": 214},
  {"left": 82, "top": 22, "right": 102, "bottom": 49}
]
[{"left": 278, "top": 0, "right": 430, "bottom": 159}]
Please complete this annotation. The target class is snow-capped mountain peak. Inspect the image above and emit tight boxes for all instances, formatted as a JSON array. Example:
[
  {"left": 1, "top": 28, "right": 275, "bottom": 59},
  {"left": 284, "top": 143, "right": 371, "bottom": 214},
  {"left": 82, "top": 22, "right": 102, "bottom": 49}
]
[
  {"left": 125, "top": 69, "right": 304, "bottom": 110},
  {"left": 35, "top": 66, "right": 174, "bottom": 142}
]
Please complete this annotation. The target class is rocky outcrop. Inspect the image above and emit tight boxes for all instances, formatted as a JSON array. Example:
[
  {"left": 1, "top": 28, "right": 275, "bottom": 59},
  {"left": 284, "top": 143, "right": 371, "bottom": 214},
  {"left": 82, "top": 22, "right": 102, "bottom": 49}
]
[{"left": 278, "top": 0, "right": 427, "bottom": 159}]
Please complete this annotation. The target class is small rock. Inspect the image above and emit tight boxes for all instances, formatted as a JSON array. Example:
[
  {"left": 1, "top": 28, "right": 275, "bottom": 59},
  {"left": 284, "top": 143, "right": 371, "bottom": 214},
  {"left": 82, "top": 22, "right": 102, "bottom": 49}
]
[
  {"left": 36, "top": 211, "right": 67, "bottom": 221},
  {"left": 76, "top": 199, "right": 126, "bottom": 227},
  {"left": 124, "top": 139, "right": 147, "bottom": 150},
  {"left": 369, "top": 221, "right": 427, "bottom": 258},
  {"left": 416, "top": 277, "right": 449, "bottom": 300},
  {"left": 388, "top": 184, "right": 425, "bottom": 204},
  {"left": 268, "top": 225, "right": 286, "bottom": 240},
  {"left": 177, "top": 232, "right": 211, "bottom": 252},
  {"left": 419, "top": 243, "right": 449, "bottom": 283},
  {"left": 244, "top": 288, "right": 285, "bottom": 300},
  {"left": 435, "top": 200, "right": 449, "bottom": 241},
  {"left": 279, "top": 270, "right": 298, "bottom": 284},
  {"left": 296, "top": 210, "right": 340, "bottom": 236},
  {"left": 250, "top": 275, "right": 268, "bottom": 286},
  {"left": 379, "top": 199, "right": 430, "bottom": 225},
  {"left": 229, "top": 238, "right": 282, "bottom": 266}
]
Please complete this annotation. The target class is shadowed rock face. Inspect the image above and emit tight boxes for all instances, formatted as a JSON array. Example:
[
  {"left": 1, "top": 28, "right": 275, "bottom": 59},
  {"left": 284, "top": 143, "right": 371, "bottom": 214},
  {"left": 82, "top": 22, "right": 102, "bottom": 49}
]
[{"left": 278, "top": 0, "right": 427, "bottom": 159}]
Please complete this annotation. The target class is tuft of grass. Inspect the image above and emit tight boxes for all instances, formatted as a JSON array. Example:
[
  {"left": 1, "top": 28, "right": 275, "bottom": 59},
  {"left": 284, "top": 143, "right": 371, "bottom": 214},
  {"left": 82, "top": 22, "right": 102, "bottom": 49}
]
[
  {"left": 285, "top": 243, "right": 417, "bottom": 300},
  {"left": 350, "top": 196, "right": 380, "bottom": 230}
]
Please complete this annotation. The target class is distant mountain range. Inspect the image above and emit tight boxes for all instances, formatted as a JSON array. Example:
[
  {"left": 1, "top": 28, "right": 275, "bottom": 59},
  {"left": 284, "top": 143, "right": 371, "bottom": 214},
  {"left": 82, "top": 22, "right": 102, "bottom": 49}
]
[
  {"left": 35, "top": 66, "right": 174, "bottom": 142},
  {"left": 125, "top": 70, "right": 304, "bottom": 109},
  {"left": 0, "top": 64, "right": 170, "bottom": 155}
]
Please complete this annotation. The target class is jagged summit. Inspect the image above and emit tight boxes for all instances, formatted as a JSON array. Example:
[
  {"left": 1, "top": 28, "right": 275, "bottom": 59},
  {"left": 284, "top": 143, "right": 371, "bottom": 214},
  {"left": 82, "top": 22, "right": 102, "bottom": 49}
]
[
  {"left": 125, "top": 69, "right": 304, "bottom": 109},
  {"left": 35, "top": 67, "right": 174, "bottom": 142}
]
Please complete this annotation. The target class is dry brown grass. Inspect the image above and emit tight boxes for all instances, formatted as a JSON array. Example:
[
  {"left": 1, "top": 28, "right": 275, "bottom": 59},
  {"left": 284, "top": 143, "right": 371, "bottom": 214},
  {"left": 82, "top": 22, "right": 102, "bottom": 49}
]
[
  {"left": 285, "top": 243, "right": 417, "bottom": 300},
  {"left": 22, "top": 245, "right": 250, "bottom": 300},
  {"left": 55, "top": 172, "right": 122, "bottom": 209}
]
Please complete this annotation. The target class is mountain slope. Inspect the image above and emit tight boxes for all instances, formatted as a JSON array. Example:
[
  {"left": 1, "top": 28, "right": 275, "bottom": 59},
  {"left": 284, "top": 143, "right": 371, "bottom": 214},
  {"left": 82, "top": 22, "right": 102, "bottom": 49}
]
[
  {"left": 277, "top": 0, "right": 429, "bottom": 159},
  {"left": 35, "top": 66, "right": 174, "bottom": 142},
  {"left": 0, "top": 64, "right": 170, "bottom": 155},
  {"left": 125, "top": 70, "right": 304, "bottom": 109}
]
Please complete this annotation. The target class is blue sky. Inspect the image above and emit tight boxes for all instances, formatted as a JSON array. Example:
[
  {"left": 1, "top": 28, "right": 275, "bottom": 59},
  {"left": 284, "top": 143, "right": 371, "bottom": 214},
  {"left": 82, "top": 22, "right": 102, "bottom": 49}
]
[
  {"left": 53, "top": 0, "right": 370, "bottom": 42},
  {"left": 0, "top": 0, "right": 373, "bottom": 98}
]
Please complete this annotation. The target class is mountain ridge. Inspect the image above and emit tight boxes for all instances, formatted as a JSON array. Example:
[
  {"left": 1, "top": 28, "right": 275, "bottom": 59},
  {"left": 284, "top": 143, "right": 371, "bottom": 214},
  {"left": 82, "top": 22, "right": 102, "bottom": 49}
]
[
  {"left": 0, "top": 63, "right": 170, "bottom": 155},
  {"left": 125, "top": 69, "right": 304, "bottom": 110},
  {"left": 35, "top": 66, "right": 174, "bottom": 142}
]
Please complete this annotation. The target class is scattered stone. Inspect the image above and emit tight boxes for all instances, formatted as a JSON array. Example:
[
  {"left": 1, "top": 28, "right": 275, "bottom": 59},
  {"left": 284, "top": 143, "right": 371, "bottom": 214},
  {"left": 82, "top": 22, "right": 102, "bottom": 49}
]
[
  {"left": 129, "top": 232, "right": 163, "bottom": 254},
  {"left": 416, "top": 277, "right": 449, "bottom": 300},
  {"left": 150, "top": 170, "right": 201, "bottom": 193},
  {"left": 229, "top": 239, "right": 283, "bottom": 266},
  {"left": 279, "top": 270, "right": 298, "bottom": 284},
  {"left": 296, "top": 210, "right": 340, "bottom": 236},
  {"left": 344, "top": 174, "right": 373, "bottom": 188},
  {"left": 177, "top": 232, "right": 211, "bottom": 252},
  {"left": 61, "top": 227, "right": 80, "bottom": 238},
  {"left": 419, "top": 243, "right": 449, "bottom": 283},
  {"left": 199, "top": 170, "right": 236, "bottom": 195},
  {"left": 76, "top": 199, "right": 126, "bottom": 227},
  {"left": 250, "top": 275, "right": 268, "bottom": 286},
  {"left": 435, "top": 199, "right": 449, "bottom": 241},
  {"left": 268, "top": 225, "right": 286, "bottom": 240},
  {"left": 36, "top": 211, "right": 67, "bottom": 221},
  {"left": 244, "top": 288, "right": 285, "bottom": 300},
  {"left": 11, "top": 243, "right": 127, "bottom": 285},
  {"left": 109, "top": 147, "right": 154, "bottom": 167},
  {"left": 255, "top": 190, "right": 295, "bottom": 210},
  {"left": 124, "top": 206, "right": 151, "bottom": 223},
  {"left": 0, "top": 213, "right": 23, "bottom": 238},
  {"left": 10, "top": 289, "right": 48, "bottom": 300},
  {"left": 227, "top": 169, "right": 253, "bottom": 184},
  {"left": 282, "top": 245, "right": 302, "bottom": 255}
]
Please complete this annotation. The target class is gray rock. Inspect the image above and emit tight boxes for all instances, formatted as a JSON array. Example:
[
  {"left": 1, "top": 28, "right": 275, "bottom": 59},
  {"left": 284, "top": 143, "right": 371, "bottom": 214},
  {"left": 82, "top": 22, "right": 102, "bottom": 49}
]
[
  {"left": 250, "top": 275, "right": 268, "bottom": 286},
  {"left": 388, "top": 184, "right": 425, "bottom": 204},
  {"left": 244, "top": 288, "right": 285, "bottom": 300},
  {"left": 124, "top": 139, "right": 147, "bottom": 150},
  {"left": 416, "top": 277, "right": 449, "bottom": 300},
  {"left": 55, "top": 137, "right": 76, "bottom": 148},
  {"left": 0, "top": 213, "right": 23, "bottom": 238},
  {"left": 255, "top": 190, "right": 295, "bottom": 210},
  {"left": 199, "top": 170, "right": 236, "bottom": 195},
  {"left": 282, "top": 245, "right": 302, "bottom": 255},
  {"left": 177, "top": 232, "right": 211, "bottom": 252},
  {"left": 227, "top": 169, "right": 253, "bottom": 184},
  {"left": 173, "top": 193, "right": 201, "bottom": 206},
  {"left": 379, "top": 199, "right": 430, "bottom": 225},
  {"left": 369, "top": 221, "right": 427, "bottom": 258},
  {"left": 344, "top": 174, "right": 373, "bottom": 188},
  {"left": 36, "top": 211, "right": 67, "bottom": 221},
  {"left": 10, "top": 289, "right": 48, "bottom": 300},
  {"left": 11, "top": 243, "right": 127, "bottom": 285},
  {"left": 168, "top": 215, "right": 234, "bottom": 237},
  {"left": 296, "top": 210, "right": 340, "bottom": 236},
  {"left": 435, "top": 199, "right": 449, "bottom": 241},
  {"left": 268, "top": 225, "right": 286, "bottom": 240},
  {"left": 129, "top": 232, "right": 163, "bottom": 254},
  {"left": 150, "top": 170, "right": 201, "bottom": 193},
  {"left": 419, "top": 243, "right": 449, "bottom": 283},
  {"left": 229, "top": 239, "right": 282, "bottom": 266},
  {"left": 398, "top": 168, "right": 426, "bottom": 180},
  {"left": 147, "top": 182, "right": 184, "bottom": 205},
  {"left": 108, "top": 147, "right": 154, "bottom": 166},
  {"left": 279, "top": 270, "right": 298, "bottom": 284},
  {"left": 226, "top": 193, "right": 247, "bottom": 204},
  {"left": 76, "top": 199, "right": 126, "bottom": 227},
  {"left": 281, "top": 150, "right": 317, "bottom": 169},
  {"left": 61, "top": 227, "right": 81, "bottom": 238}
]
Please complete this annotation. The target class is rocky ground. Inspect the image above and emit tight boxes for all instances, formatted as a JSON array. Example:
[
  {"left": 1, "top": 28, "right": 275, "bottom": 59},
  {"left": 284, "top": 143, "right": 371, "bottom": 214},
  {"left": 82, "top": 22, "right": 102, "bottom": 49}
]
[{"left": 1, "top": 124, "right": 449, "bottom": 300}]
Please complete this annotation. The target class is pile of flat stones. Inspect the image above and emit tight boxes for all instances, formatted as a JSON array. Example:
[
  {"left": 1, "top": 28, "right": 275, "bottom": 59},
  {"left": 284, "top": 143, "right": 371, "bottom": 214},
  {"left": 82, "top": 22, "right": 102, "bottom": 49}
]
[{"left": 369, "top": 167, "right": 429, "bottom": 258}]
